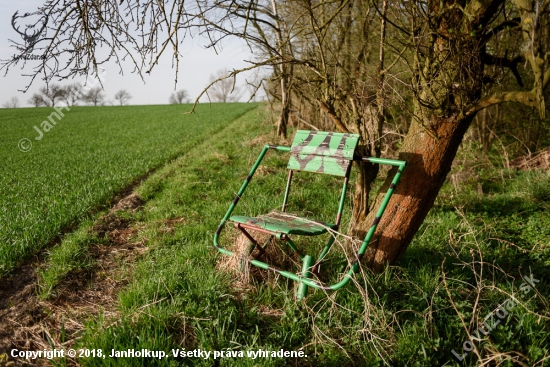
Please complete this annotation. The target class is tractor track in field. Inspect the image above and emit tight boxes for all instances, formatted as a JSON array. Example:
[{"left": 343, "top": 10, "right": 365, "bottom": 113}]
[
  {"left": 0, "top": 108, "right": 259, "bottom": 366},
  {"left": 0, "top": 135, "right": 189, "bottom": 367},
  {"left": 0, "top": 191, "right": 150, "bottom": 367}
]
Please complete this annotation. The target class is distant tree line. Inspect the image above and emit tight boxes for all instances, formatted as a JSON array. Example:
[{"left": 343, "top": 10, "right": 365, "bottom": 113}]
[
  {"left": 169, "top": 80, "right": 240, "bottom": 104},
  {"left": 22, "top": 84, "right": 133, "bottom": 107},
  {"left": 206, "top": 69, "right": 242, "bottom": 103},
  {"left": 7, "top": 86, "right": 197, "bottom": 107},
  {"left": 2, "top": 97, "right": 19, "bottom": 108},
  {"left": 169, "top": 90, "right": 190, "bottom": 104}
]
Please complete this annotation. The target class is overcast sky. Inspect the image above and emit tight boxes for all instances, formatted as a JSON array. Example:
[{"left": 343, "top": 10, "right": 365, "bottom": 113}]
[{"left": 0, "top": 1, "right": 259, "bottom": 107}]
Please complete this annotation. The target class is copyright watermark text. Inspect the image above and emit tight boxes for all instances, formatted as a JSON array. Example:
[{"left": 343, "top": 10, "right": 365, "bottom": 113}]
[{"left": 9, "top": 348, "right": 308, "bottom": 361}]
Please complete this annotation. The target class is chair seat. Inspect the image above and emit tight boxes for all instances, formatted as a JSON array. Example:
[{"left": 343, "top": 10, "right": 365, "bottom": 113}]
[{"left": 230, "top": 212, "right": 336, "bottom": 236}]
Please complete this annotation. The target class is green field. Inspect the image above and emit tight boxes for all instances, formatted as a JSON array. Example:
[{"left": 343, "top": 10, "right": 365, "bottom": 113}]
[{"left": 0, "top": 103, "right": 257, "bottom": 276}]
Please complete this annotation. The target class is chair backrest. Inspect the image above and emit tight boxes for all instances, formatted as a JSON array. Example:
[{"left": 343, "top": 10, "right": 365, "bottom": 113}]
[{"left": 287, "top": 130, "right": 360, "bottom": 177}]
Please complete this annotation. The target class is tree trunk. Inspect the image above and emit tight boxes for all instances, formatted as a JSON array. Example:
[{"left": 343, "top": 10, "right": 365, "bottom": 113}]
[
  {"left": 271, "top": 0, "right": 290, "bottom": 139},
  {"left": 480, "top": 107, "right": 488, "bottom": 154},
  {"left": 351, "top": 0, "right": 386, "bottom": 238},
  {"left": 351, "top": 0, "right": 497, "bottom": 271},
  {"left": 277, "top": 76, "right": 290, "bottom": 138},
  {"left": 351, "top": 104, "right": 383, "bottom": 232},
  {"left": 358, "top": 113, "right": 474, "bottom": 271}
]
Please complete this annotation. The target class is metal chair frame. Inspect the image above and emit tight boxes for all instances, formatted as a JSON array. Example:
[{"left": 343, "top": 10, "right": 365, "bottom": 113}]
[{"left": 214, "top": 131, "right": 406, "bottom": 299}]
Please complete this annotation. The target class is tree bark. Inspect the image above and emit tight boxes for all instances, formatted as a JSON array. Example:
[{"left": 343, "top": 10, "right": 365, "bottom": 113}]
[
  {"left": 351, "top": 0, "right": 386, "bottom": 238},
  {"left": 351, "top": 104, "right": 383, "bottom": 230},
  {"left": 277, "top": 75, "right": 290, "bottom": 138},
  {"left": 272, "top": 0, "right": 291, "bottom": 139},
  {"left": 361, "top": 113, "right": 474, "bottom": 271}
]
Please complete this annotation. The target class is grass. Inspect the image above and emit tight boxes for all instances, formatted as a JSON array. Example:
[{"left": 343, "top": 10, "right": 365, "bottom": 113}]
[
  {"left": 4, "top": 104, "right": 549, "bottom": 365},
  {"left": 38, "top": 220, "right": 100, "bottom": 298},
  {"left": 0, "top": 103, "right": 257, "bottom": 277},
  {"left": 37, "top": 107, "right": 545, "bottom": 366}
]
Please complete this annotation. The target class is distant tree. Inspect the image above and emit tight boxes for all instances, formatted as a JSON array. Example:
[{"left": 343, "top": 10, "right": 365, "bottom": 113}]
[
  {"left": 39, "top": 84, "right": 65, "bottom": 107},
  {"left": 83, "top": 87, "right": 105, "bottom": 106},
  {"left": 169, "top": 90, "right": 189, "bottom": 104},
  {"left": 114, "top": 90, "right": 132, "bottom": 105},
  {"left": 61, "top": 83, "right": 83, "bottom": 106},
  {"left": 2, "top": 96, "right": 19, "bottom": 108},
  {"left": 208, "top": 69, "right": 241, "bottom": 103},
  {"left": 28, "top": 93, "right": 47, "bottom": 107}
]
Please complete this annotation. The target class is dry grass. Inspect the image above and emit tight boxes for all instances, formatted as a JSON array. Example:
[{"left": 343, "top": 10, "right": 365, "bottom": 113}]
[
  {"left": 0, "top": 191, "right": 150, "bottom": 366},
  {"left": 216, "top": 228, "right": 301, "bottom": 292},
  {"left": 243, "top": 135, "right": 271, "bottom": 148},
  {"left": 510, "top": 146, "right": 550, "bottom": 170}
]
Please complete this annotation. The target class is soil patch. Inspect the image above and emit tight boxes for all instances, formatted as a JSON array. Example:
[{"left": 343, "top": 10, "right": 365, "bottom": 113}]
[
  {"left": 111, "top": 192, "right": 143, "bottom": 212},
  {"left": 0, "top": 192, "right": 148, "bottom": 367}
]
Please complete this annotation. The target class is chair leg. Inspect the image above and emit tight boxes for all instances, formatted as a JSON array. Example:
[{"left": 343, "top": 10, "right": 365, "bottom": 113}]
[
  {"left": 296, "top": 255, "right": 314, "bottom": 300},
  {"left": 312, "top": 236, "right": 336, "bottom": 274},
  {"left": 262, "top": 235, "right": 275, "bottom": 249},
  {"left": 237, "top": 226, "right": 266, "bottom": 257},
  {"left": 282, "top": 236, "right": 304, "bottom": 259}
]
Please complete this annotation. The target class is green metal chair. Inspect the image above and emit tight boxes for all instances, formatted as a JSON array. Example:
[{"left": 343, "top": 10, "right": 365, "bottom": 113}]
[{"left": 214, "top": 130, "right": 406, "bottom": 299}]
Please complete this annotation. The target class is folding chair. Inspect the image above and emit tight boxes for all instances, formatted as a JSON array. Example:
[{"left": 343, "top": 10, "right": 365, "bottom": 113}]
[{"left": 214, "top": 130, "right": 406, "bottom": 299}]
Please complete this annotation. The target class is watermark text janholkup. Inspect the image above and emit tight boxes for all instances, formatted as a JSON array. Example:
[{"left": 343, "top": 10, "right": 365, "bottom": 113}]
[
  {"left": 32, "top": 105, "right": 71, "bottom": 141},
  {"left": 17, "top": 106, "right": 69, "bottom": 152},
  {"left": 17, "top": 68, "right": 106, "bottom": 152}
]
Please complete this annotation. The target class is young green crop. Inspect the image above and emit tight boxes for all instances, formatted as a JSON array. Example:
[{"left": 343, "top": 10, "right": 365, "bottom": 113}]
[{"left": 0, "top": 103, "right": 257, "bottom": 277}]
